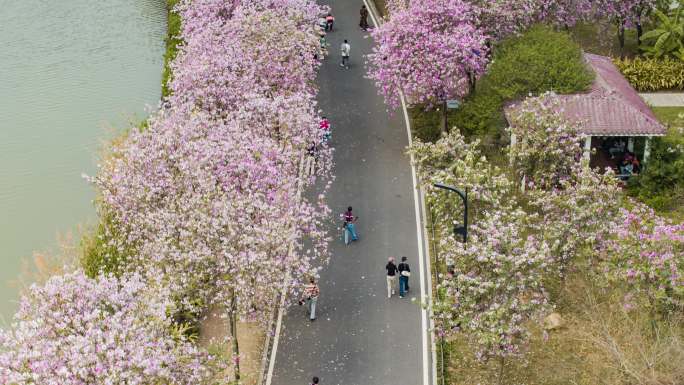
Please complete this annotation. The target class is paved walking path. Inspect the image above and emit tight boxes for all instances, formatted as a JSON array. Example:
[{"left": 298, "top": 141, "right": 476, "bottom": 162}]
[
  {"left": 640, "top": 92, "right": 684, "bottom": 107},
  {"left": 270, "top": 1, "right": 431, "bottom": 385}
]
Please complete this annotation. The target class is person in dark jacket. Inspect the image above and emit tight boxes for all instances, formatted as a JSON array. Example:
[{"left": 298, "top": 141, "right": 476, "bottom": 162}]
[
  {"left": 385, "top": 257, "right": 398, "bottom": 298},
  {"left": 359, "top": 5, "right": 369, "bottom": 31},
  {"left": 398, "top": 256, "right": 411, "bottom": 298}
]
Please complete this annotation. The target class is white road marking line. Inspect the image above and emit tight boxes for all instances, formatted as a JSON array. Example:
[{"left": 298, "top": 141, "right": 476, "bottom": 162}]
[
  {"left": 420, "top": 187, "right": 439, "bottom": 385},
  {"left": 401, "top": 93, "right": 431, "bottom": 385},
  {"left": 264, "top": 279, "right": 288, "bottom": 385},
  {"left": 264, "top": 153, "right": 307, "bottom": 385},
  {"left": 364, "top": 0, "right": 379, "bottom": 26},
  {"left": 362, "top": 1, "right": 434, "bottom": 384}
]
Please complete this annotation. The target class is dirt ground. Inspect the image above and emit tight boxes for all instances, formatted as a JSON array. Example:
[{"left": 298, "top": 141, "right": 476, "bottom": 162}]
[{"left": 199, "top": 306, "right": 266, "bottom": 385}]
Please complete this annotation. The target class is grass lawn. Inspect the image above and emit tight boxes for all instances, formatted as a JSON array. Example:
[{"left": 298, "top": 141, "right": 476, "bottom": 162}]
[
  {"left": 641, "top": 107, "right": 684, "bottom": 221},
  {"left": 652, "top": 106, "right": 684, "bottom": 127}
]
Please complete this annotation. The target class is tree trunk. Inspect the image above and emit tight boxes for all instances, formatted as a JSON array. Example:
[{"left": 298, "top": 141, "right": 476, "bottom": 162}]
[
  {"left": 497, "top": 356, "right": 505, "bottom": 385},
  {"left": 636, "top": 9, "right": 644, "bottom": 44},
  {"left": 230, "top": 290, "right": 241, "bottom": 383},
  {"left": 617, "top": 21, "right": 626, "bottom": 59},
  {"left": 441, "top": 99, "right": 448, "bottom": 134},
  {"left": 468, "top": 71, "right": 476, "bottom": 94}
]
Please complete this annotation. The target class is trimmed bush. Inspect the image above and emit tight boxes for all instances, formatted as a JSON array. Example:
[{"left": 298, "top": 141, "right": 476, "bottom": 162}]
[
  {"left": 452, "top": 25, "right": 593, "bottom": 140},
  {"left": 614, "top": 57, "right": 684, "bottom": 92}
]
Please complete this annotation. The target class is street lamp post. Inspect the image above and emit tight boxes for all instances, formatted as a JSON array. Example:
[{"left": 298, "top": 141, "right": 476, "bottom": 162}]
[
  {"left": 432, "top": 183, "right": 467, "bottom": 385},
  {"left": 433, "top": 183, "right": 468, "bottom": 243}
]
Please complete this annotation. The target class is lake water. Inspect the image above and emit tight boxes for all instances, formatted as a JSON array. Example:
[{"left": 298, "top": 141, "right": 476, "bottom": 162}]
[{"left": 0, "top": 0, "right": 166, "bottom": 324}]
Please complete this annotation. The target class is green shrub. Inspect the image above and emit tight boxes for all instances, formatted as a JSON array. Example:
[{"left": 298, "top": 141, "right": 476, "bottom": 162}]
[
  {"left": 453, "top": 25, "right": 593, "bottom": 140},
  {"left": 162, "top": 0, "right": 182, "bottom": 98},
  {"left": 450, "top": 91, "right": 505, "bottom": 139},
  {"left": 628, "top": 129, "right": 684, "bottom": 217},
  {"left": 614, "top": 57, "right": 684, "bottom": 91},
  {"left": 80, "top": 212, "right": 134, "bottom": 279},
  {"left": 410, "top": 106, "right": 443, "bottom": 142}
]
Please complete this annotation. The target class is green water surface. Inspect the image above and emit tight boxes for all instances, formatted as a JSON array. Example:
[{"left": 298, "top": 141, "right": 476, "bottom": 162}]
[{"left": 0, "top": 0, "right": 166, "bottom": 324}]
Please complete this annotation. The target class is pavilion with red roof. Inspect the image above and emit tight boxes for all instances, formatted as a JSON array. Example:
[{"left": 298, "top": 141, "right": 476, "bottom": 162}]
[{"left": 505, "top": 53, "right": 667, "bottom": 174}]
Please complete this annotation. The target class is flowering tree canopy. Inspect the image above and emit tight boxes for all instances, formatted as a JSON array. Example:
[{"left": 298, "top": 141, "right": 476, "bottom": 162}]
[
  {"left": 4, "top": 1, "right": 333, "bottom": 383},
  {"left": 0, "top": 271, "right": 214, "bottom": 384},
  {"left": 367, "top": 0, "right": 489, "bottom": 109},
  {"left": 171, "top": 4, "right": 322, "bottom": 115},
  {"left": 528, "top": 166, "right": 623, "bottom": 276},
  {"left": 410, "top": 130, "right": 550, "bottom": 360},
  {"left": 93, "top": 107, "right": 330, "bottom": 322},
  {"left": 597, "top": 0, "right": 657, "bottom": 26},
  {"left": 89, "top": 0, "right": 332, "bottom": 324},
  {"left": 602, "top": 204, "right": 684, "bottom": 308},
  {"left": 507, "top": 93, "right": 585, "bottom": 189},
  {"left": 470, "top": 0, "right": 541, "bottom": 39},
  {"left": 434, "top": 209, "right": 551, "bottom": 360}
]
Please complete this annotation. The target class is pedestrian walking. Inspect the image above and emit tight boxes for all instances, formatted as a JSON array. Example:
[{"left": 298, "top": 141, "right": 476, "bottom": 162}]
[
  {"left": 398, "top": 256, "right": 411, "bottom": 298},
  {"left": 325, "top": 13, "right": 334, "bottom": 31},
  {"left": 306, "top": 141, "right": 317, "bottom": 176},
  {"left": 359, "top": 5, "right": 369, "bottom": 31},
  {"left": 319, "top": 116, "right": 331, "bottom": 144},
  {"left": 311, "top": 376, "right": 320, "bottom": 385},
  {"left": 300, "top": 277, "right": 320, "bottom": 321},
  {"left": 341, "top": 206, "right": 358, "bottom": 244},
  {"left": 386, "top": 257, "right": 398, "bottom": 298},
  {"left": 340, "top": 39, "right": 350, "bottom": 69},
  {"left": 318, "top": 32, "right": 328, "bottom": 60}
]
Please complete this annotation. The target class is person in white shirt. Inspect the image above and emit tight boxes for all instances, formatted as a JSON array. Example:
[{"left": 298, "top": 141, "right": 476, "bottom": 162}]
[{"left": 340, "top": 39, "right": 351, "bottom": 69}]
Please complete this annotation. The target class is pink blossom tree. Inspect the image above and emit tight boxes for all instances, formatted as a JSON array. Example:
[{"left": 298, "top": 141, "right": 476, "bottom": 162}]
[
  {"left": 89, "top": 0, "right": 332, "bottom": 380},
  {"left": 528, "top": 166, "right": 623, "bottom": 279},
  {"left": 92, "top": 106, "right": 330, "bottom": 379},
  {"left": 170, "top": 4, "right": 322, "bottom": 115},
  {"left": 410, "top": 129, "right": 550, "bottom": 377},
  {"left": 470, "top": 0, "right": 541, "bottom": 39},
  {"left": 433, "top": 209, "right": 552, "bottom": 377},
  {"left": 0, "top": 271, "right": 215, "bottom": 384},
  {"left": 507, "top": 93, "right": 585, "bottom": 190},
  {"left": 602, "top": 204, "right": 684, "bottom": 311},
  {"left": 598, "top": 0, "right": 657, "bottom": 57},
  {"left": 367, "top": 0, "right": 489, "bottom": 131}
]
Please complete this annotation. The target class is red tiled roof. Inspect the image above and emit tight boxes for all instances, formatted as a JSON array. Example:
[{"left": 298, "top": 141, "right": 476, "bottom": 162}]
[
  {"left": 557, "top": 93, "right": 665, "bottom": 136},
  {"left": 584, "top": 53, "right": 661, "bottom": 121},
  {"left": 504, "top": 53, "right": 666, "bottom": 137}
]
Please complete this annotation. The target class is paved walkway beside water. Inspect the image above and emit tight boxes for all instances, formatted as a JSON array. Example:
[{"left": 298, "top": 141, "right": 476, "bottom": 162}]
[
  {"left": 640, "top": 92, "right": 684, "bottom": 107},
  {"left": 269, "top": 1, "right": 431, "bottom": 385}
]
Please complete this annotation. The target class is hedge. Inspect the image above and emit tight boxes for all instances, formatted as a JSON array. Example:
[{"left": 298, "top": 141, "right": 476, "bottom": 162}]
[
  {"left": 452, "top": 25, "right": 593, "bottom": 141},
  {"left": 614, "top": 57, "right": 684, "bottom": 92}
]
